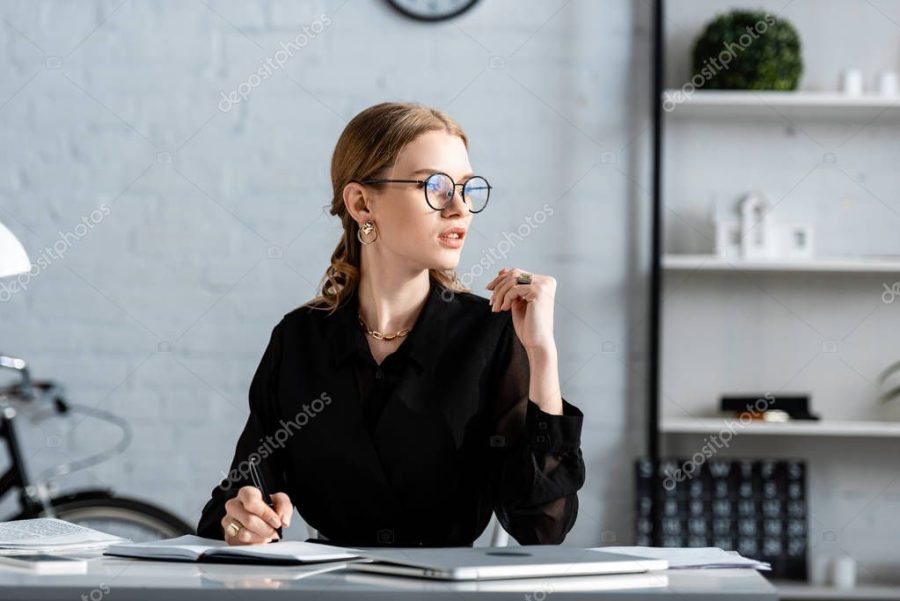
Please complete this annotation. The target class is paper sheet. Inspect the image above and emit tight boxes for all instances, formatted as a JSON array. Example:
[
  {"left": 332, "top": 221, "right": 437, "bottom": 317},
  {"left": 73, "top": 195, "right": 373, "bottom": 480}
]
[
  {"left": 590, "top": 546, "right": 770, "bottom": 570},
  {"left": 0, "top": 518, "right": 124, "bottom": 554}
]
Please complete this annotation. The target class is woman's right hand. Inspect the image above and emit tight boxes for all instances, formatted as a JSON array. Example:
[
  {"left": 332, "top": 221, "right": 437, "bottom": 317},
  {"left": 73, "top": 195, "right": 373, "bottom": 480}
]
[{"left": 222, "top": 486, "right": 293, "bottom": 545}]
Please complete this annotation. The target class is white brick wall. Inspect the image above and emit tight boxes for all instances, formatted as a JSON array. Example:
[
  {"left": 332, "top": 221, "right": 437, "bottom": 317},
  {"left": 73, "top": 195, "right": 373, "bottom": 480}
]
[{"left": 0, "top": 0, "right": 652, "bottom": 547}]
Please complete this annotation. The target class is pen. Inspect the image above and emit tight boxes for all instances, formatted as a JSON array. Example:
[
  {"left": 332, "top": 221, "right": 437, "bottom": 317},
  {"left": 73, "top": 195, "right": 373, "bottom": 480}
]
[{"left": 249, "top": 459, "right": 282, "bottom": 541}]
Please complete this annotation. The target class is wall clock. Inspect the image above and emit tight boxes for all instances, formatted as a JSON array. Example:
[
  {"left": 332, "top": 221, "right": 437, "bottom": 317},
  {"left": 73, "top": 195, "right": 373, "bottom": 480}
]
[{"left": 387, "top": 0, "right": 480, "bottom": 22}]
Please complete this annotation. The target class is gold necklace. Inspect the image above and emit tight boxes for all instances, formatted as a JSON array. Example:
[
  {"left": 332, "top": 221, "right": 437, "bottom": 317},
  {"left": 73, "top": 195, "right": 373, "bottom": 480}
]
[{"left": 357, "top": 313, "right": 412, "bottom": 341}]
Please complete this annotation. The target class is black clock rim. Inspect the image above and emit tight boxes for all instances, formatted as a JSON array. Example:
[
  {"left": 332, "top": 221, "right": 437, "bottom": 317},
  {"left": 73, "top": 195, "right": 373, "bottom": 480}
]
[{"left": 386, "top": 0, "right": 480, "bottom": 22}]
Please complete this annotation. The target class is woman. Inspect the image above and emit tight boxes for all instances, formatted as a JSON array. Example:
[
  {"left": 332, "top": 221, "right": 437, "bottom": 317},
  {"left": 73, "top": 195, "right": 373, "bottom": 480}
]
[{"left": 197, "top": 102, "right": 585, "bottom": 547}]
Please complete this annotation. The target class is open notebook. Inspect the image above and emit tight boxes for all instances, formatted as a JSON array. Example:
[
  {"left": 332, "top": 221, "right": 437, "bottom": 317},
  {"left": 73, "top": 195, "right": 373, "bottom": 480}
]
[{"left": 105, "top": 535, "right": 360, "bottom": 565}]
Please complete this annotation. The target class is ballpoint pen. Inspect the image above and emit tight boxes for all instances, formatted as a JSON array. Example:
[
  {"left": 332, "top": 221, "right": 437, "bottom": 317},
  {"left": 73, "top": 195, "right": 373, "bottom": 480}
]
[{"left": 249, "top": 459, "right": 283, "bottom": 541}]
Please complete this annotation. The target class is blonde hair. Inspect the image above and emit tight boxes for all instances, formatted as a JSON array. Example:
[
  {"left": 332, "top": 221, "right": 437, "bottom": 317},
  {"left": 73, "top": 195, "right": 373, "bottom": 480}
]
[{"left": 304, "top": 102, "right": 472, "bottom": 314}]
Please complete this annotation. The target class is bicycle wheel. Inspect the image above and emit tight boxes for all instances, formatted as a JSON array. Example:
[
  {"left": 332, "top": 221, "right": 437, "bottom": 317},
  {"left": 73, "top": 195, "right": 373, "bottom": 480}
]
[{"left": 51, "top": 496, "right": 194, "bottom": 542}]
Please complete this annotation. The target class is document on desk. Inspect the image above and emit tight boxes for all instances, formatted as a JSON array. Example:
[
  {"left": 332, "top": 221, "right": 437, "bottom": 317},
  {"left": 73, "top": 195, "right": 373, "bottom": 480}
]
[
  {"left": 0, "top": 518, "right": 125, "bottom": 555},
  {"left": 590, "top": 546, "right": 771, "bottom": 570},
  {"left": 105, "top": 535, "right": 361, "bottom": 565}
]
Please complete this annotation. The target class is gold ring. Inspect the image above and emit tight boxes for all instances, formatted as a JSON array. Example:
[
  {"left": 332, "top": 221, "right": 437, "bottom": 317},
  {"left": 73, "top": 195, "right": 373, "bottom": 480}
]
[
  {"left": 516, "top": 272, "right": 533, "bottom": 285},
  {"left": 226, "top": 521, "right": 243, "bottom": 538}
]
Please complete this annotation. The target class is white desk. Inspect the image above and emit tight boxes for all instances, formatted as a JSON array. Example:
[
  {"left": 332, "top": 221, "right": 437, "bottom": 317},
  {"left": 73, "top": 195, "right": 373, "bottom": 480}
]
[{"left": 0, "top": 556, "right": 777, "bottom": 600}]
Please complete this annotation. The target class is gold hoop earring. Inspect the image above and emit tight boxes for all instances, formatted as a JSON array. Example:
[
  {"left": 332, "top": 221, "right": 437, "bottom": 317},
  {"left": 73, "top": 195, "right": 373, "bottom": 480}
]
[{"left": 357, "top": 220, "right": 378, "bottom": 245}]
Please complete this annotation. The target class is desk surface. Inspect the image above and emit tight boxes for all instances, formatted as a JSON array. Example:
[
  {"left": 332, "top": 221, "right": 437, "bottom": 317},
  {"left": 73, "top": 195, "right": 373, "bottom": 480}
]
[{"left": 0, "top": 556, "right": 777, "bottom": 601}]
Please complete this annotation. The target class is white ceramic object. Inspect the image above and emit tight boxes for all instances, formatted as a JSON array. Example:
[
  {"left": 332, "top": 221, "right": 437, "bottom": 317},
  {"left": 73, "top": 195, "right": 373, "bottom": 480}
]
[
  {"left": 832, "top": 556, "right": 857, "bottom": 589},
  {"left": 808, "top": 555, "right": 830, "bottom": 586},
  {"left": 840, "top": 69, "right": 864, "bottom": 96},
  {"left": 877, "top": 70, "right": 899, "bottom": 96}
]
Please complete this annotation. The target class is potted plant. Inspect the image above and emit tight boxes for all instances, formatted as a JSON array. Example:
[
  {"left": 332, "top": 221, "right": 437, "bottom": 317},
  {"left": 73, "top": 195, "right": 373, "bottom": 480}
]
[{"left": 691, "top": 10, "right": 803, "bottom": 91}]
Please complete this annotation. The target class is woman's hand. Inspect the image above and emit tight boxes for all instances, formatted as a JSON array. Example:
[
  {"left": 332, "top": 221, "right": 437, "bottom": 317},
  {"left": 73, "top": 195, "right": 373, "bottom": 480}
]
[
  {"left": 222, "top": 486, "right": 293, "bottom": 545},
  {"left": 486, "top": 267, "right": 563, "bottom": 415},
  {"left": 486, "top": 267, "right": 557, "bottom": 353}
]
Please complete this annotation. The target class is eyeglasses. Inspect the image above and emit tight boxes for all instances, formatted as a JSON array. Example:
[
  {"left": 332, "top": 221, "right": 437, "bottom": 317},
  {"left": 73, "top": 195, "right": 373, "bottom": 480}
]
[{"left": 358, "top": 172, "right": 492, "bottom": 213}]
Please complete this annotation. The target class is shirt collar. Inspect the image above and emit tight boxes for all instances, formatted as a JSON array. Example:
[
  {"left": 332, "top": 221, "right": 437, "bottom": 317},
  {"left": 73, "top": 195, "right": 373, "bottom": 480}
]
[{"left": 330, "top": 278, "right": 450, "bottom": 373}]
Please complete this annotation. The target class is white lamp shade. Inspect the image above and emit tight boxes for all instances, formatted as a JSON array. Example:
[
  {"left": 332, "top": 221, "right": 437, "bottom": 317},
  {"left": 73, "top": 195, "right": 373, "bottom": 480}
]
[{"left": 0, "top": 221, "right": 31, "bottom": 278}]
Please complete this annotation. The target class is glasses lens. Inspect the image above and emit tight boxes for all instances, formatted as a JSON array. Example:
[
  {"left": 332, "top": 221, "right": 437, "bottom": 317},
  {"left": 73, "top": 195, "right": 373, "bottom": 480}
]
[
  {"left": 463, "top": 177, "right": 490, "bottom": 212},
  {"left": 424, "top": 173, "right": 455, "bottom": 210}
]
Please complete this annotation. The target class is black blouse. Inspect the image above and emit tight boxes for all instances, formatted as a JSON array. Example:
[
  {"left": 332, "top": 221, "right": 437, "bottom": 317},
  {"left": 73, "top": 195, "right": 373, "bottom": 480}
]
[{"left": 197, "top": 278, "right": 585, "bottom": 547}]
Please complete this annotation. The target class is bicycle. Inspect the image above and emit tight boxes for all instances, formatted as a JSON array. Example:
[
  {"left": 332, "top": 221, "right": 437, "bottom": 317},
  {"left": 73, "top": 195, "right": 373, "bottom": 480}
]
[{"left": 0, "top": 354, "right": 194, "bottom": 542}]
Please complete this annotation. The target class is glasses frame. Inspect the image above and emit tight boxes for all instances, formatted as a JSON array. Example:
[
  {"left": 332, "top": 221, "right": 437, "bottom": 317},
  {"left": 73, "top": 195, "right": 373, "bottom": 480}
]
[{"left": 357, "top": 172, "right": 492, "bottom": 213}]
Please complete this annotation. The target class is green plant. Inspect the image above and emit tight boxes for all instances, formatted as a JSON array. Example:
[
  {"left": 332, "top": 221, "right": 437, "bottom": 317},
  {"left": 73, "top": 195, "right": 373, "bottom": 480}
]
[{"left": 691, "top": 10, "right": 803, "bottom": 91}]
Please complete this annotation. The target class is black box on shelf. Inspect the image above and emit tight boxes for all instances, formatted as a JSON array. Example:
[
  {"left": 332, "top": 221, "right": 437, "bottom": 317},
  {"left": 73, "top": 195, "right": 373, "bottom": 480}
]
[{"left": 634, "top": 457, "right": 807, "bottom": 580}]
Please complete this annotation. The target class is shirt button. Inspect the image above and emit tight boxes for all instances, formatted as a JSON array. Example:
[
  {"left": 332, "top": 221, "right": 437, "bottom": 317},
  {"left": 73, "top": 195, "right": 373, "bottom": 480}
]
[{"left": 375, "top": 368, "right": 384, "bottom": 379}]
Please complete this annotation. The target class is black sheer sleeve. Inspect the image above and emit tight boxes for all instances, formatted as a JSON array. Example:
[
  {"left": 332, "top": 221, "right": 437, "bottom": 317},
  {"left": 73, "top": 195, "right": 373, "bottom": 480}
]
[
  {"left": 490, "top": 316, "right": 586, "bottom": 545},
  {"left": 196, "top": 320, "right": 290, "bottom": 539}
]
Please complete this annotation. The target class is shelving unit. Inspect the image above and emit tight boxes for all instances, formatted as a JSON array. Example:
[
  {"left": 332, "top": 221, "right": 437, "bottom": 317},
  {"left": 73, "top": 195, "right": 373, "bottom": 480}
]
[
  {"left": 774, "top": 580, "right": 900, "bottom": 600},
  {"left": 662, "top": 89, "right": 900, "bottom": 118},
  {"left": 648, "top": 1, "right": 900, "bottom": 595},
  {"left": 661, "top": 418, "right": 900, "bottom": 438},
  {"left": 662, "top": 254, "right": 900, "bottom": 273}
]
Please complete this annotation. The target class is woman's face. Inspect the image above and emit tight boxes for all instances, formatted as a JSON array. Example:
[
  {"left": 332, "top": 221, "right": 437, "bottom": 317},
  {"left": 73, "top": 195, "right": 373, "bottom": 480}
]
[{"left": 361, "top": 130, "right": 475, "bottom": 273}]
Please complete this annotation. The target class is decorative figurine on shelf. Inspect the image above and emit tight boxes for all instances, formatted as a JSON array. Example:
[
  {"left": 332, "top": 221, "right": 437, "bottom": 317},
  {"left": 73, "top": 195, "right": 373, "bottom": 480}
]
[
  {"left": 740, "top": 191, "right": 774, "bottom": 260},
  {"left": 714, "top": 192, "right": 815, "bottom": 261}
]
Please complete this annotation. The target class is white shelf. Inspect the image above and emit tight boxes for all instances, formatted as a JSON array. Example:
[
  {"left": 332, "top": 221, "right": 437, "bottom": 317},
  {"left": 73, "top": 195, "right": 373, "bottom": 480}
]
[
  {"left": 662, "top": 254, "right": 900, "bottom": 274},
  {"left": 662, "top": 89, "right": 900, "bottom": 117},
  {"left": 662, "top": 418, "right": 900, "bottom": 438},
  {"left": 775, "top": 580, "right": 900, "bottom": 600}
]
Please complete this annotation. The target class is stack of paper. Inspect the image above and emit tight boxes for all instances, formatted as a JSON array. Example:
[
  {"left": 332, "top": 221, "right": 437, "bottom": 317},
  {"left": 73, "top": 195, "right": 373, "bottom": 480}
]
[
  {"left": 590, "top": 546, "right": 770, "bottom": 570},
  {"left": 0, "top": 518, "right": 125, "bottom": 555}
]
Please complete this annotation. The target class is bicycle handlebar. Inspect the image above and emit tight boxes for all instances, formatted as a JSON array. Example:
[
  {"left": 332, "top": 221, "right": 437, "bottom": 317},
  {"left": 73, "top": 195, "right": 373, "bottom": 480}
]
[
  {"left": 0, "top": 354, "right": 34, "bottom": 400},
  {"left": 0, "top": 354, "right": 70, "bottom": 413}
]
